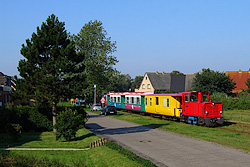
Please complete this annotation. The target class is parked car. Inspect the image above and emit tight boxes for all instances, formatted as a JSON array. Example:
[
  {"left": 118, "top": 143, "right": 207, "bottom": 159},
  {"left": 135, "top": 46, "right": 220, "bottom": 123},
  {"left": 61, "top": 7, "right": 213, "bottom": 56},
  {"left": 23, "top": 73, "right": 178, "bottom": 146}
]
[
  {"left": 101, "top": 105, "right": 117, "bottom": 116},
  {"left": 91, "top": 104, "right": 102, "bottom": 111}
]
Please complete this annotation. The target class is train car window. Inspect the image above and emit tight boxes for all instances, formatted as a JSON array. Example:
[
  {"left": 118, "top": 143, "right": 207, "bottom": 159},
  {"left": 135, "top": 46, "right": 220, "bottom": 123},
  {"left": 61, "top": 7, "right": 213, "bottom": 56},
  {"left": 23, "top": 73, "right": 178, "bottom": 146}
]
[
  {"left": 126, "top": 97, "right": 129, "bottom": 103},
  {"left": 131, "top": 97, "right": 134, "bottom": 104},
  {"left": 163, "top": 98, "right": 166, "bottom": 107},
  {"left": 190, "top": 93, "right": 198, "bottom": 101},
  {"left": 185, "top": 94, "right": 189, "bottom": 103},
  {"left": 167, "top": 98, "right": 169, "bottom": 107},
  {"left": 114, "top": 97, "right": 116, "bottom": 103},
  {"left": 150, "top": 98, "right": 152, "bottom": 106},
  {"left": 146, "top": 98, "right": 147, "bottom": 105},
  {"left": 137, "top": 97, "right": 140, "bottom": 104},
  {"left": 156, "top": 97, "right": 159, "bottom": 105},
  {"left": 118, "top": 97, "right": 121, "bottom": 103},
  {"left": 111, "top": 97, "right": 113, "bottom": 102}
]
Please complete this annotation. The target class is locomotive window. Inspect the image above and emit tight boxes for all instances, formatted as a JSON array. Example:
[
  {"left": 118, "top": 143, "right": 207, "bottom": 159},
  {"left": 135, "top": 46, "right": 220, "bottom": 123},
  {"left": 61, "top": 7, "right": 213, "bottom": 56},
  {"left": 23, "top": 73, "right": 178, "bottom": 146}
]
[
  {"left": 156, "top": 97, "right": 159, "bottom": 105},
  {"left": 137, "top": 97, "right": 140, "bottom": 104},
  {"left": 202, "top": 94, "right": 208, "bottom": 101},
  {"left": 163, "top": 98, "right": 166, "bottom": 107},
  {"left": 185, "top": 94, "right": 189, "bottom": 103},
  {"left": 167, "top": 98, "right": 169, "bottom": 107},
  {"left": 146, "top": 98, "right": 147, "bottom": 105},
  {"left": 190, "top": 94, "right": 198, "bottom": 101},
  {"left": 150, "top": 98, "right": 152, "bottom": 106}
]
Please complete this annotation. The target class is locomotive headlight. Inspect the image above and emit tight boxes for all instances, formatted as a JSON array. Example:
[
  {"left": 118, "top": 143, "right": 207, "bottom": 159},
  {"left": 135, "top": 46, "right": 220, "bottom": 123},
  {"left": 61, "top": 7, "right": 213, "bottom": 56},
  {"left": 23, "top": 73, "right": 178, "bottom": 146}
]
[
  {"left": 205, "top": 111, "right": 208, "bottom": 115},
  {"left": 220, "top": 111, "right": 222, "bottom": 114}
]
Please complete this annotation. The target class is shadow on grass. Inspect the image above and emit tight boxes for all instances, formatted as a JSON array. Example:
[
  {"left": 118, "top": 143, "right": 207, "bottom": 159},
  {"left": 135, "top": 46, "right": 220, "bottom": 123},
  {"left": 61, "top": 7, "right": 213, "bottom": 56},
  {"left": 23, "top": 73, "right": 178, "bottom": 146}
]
[
  {"left": 0, "top": 132, "right": 42, "bottom": 148},
  {"left": 222, "top": 120, "right": 237, "bottom": 127},
  {"left": 71, "top": 133, "right": 95, "bottom": 142}
]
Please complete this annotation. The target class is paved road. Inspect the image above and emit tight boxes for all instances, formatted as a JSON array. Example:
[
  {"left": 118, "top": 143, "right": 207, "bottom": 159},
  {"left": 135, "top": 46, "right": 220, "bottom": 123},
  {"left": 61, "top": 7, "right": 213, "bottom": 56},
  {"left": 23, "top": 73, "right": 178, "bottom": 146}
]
[{"left": 85, "top": 112, "right": 250, "bottom": 167}]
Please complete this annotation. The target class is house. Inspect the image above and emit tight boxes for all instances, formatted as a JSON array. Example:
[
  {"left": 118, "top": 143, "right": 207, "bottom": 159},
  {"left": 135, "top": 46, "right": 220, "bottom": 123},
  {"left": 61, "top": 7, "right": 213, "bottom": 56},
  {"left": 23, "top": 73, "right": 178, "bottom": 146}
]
[
  {"left": 0, "top": 72, "right": 15, "bottom": 106},
  {"left": 226, "top": 69, "right": 250, "bottom": 93},
  {"left": 135, "top": 71, "right": 196, "bottom": 93}
]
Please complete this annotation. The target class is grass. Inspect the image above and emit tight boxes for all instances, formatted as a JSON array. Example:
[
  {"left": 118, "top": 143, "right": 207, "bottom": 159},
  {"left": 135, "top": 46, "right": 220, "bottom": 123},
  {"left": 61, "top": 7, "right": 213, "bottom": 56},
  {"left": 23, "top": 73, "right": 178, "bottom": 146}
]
[
  {"left": 0, "top": 128, "right": 148, "bottom": 167},
  {"left": 10, "top": 147, "right": 144, "bottom": 167},
  {"left": 88, "top": 108, "right": 250, "bottom": 152},
  {"left": 0, "top": 129, "right": 99, "bottom": 149}
]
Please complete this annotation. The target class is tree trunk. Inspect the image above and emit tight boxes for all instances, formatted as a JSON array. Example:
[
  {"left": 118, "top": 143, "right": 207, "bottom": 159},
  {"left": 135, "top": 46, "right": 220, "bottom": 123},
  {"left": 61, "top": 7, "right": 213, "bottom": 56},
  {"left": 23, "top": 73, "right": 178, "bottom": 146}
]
[{"left": 52, "top": 102, "right": 57, "bottom": 133}]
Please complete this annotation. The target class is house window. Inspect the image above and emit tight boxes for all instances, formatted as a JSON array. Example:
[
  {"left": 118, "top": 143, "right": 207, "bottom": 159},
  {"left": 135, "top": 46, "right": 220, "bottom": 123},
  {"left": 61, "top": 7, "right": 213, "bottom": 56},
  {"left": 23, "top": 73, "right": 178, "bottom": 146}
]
[
  {"left": 142, "top": 84, "right": 145, "bottom": 89},
  {"left": 146, "top": 77, "right": 147, "bottom": 80},
  {"left": 147, "top": 84, "right": 150, "bottom": 89},
  {"left": 150, "top": 98, "right": 152, "bottom": 106},
  {"left": 156, "top": 97, "right": 159, "bottom": 105}
]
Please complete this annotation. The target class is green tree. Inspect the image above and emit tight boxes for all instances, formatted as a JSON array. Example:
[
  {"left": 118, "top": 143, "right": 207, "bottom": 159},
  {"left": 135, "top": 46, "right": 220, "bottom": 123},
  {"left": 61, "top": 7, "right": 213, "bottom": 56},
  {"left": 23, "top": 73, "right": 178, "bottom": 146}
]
[
  {"left": 170, "top": 70, "right": 184, "bottom": 75},
  {"left": 108, "top": 73, "right": 132, "bottom": 92},
  {"left": 73, "top": 20, "right": 118, "bottom": 103},
  {"left": 131, "top": 76, "right": 143, "bottom": 91},
  {"left": 54, "top": 108, "right": 86, "bottom": 141},
  {"left": 191, "top": 68, "right": 236, "bottom": 94},
  {"left": 246, "top": 76, "right": 250, "bottom": 93},
  {"left": 17, "top": 14, "right": 82, "bottom": 132}
]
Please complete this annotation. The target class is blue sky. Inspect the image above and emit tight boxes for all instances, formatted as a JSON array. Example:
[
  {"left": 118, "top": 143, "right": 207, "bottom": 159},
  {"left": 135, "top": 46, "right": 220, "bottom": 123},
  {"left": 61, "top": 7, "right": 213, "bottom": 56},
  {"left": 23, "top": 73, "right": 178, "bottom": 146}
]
[{"left": 1, "top": 0, "right": 250, "bottom": 78}]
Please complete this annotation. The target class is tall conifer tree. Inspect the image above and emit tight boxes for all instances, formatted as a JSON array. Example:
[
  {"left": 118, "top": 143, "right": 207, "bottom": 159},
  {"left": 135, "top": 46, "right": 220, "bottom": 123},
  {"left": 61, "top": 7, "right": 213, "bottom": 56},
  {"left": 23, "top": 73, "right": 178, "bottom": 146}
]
[{"left": 17, "top": 14, "right": 82, "bottom": 132}]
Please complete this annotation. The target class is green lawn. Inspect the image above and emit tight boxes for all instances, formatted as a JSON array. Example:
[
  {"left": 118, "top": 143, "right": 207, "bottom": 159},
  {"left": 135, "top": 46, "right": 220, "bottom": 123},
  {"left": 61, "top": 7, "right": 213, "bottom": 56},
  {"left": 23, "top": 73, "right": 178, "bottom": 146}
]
[
  {"left": 0, "top": 128, "right": 145, "bottom": 167},
  {"left": 88, "top": 108, "right": 250, "bottom": 152}
]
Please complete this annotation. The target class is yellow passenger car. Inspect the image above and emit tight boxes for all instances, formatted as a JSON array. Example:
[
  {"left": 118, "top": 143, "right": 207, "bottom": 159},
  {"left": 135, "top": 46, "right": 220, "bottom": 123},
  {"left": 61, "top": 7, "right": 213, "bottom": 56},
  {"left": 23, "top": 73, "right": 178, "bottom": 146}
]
[{"left": 144, "top": 94, "right": 182, "bottom": 117}]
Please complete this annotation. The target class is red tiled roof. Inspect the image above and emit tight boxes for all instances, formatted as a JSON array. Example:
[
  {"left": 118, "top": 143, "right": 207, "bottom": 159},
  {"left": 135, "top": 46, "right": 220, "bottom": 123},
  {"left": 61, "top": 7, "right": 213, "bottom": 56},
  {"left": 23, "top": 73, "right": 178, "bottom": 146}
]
[{"left": 226, "top": 70, "right": 250, "bottom": 93}]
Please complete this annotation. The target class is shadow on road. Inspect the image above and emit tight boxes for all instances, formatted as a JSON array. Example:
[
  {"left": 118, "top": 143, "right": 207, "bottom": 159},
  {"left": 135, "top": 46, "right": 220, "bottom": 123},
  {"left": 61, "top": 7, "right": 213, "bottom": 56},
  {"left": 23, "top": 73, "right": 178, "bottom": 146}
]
[{"left": 86, "top": 123, "right": 166, "bottom": 135}]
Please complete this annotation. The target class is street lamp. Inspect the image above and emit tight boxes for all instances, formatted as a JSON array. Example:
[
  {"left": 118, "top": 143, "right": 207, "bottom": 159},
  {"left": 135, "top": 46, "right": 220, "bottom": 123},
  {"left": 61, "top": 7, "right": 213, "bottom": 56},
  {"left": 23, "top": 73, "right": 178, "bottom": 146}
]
[{"left": 94, "top": 84, "right": 96, "bottom": 105}]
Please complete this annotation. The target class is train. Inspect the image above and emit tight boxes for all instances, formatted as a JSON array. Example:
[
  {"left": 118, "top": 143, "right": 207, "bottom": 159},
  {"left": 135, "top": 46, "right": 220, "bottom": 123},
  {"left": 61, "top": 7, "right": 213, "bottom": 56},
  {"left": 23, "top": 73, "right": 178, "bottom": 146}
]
[{"left": 105, "top": 91, "right": 224, "bottom": 126}]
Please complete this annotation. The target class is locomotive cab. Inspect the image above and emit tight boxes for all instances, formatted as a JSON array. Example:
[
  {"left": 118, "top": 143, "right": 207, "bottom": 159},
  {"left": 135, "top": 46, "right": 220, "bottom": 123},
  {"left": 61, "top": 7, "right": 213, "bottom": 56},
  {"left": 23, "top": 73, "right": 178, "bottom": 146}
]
[{"left": 182, "top": 92, "right": 224, "bottom": 126}]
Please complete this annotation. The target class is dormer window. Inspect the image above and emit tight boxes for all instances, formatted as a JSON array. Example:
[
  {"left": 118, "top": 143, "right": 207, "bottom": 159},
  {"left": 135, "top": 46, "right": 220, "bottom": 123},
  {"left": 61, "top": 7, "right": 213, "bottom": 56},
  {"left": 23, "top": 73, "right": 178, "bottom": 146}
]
[
  {"left": 147, "top": 84, "right": 150, "bottom": 89},
  {"left": 142, "top": 84, "right": 145, "bottom": 89}
]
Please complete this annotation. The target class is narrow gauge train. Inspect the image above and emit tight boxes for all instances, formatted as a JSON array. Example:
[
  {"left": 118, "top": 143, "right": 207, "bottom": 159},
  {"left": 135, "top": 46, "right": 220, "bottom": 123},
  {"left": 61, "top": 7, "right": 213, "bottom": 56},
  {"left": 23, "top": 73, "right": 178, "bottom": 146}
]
[{"left": 106, "top": 91, "right": 224, "bottom": 126}]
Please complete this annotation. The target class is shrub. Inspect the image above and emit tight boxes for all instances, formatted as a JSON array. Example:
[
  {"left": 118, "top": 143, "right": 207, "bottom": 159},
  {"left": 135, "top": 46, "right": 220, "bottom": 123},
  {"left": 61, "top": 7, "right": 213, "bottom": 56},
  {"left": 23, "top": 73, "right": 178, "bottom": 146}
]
[
  {"left": 235, "top": 92, "right": 250, "bottom": 110},
  {"left": 210, "top": 92, "right": 250, "bottom": 110},
  {"left": 6, "top": 123, "right": 22, "bottom": 141},
  {"left": 54, "top": 108, "right": 87, "bottom": 141}
]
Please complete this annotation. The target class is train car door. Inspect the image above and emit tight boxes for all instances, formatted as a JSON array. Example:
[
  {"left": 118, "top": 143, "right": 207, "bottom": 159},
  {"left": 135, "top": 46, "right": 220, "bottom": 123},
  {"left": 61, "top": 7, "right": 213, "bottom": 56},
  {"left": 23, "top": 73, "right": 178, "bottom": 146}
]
[{"left": 182, "top": 93, "right": 190, "bottom": 115}]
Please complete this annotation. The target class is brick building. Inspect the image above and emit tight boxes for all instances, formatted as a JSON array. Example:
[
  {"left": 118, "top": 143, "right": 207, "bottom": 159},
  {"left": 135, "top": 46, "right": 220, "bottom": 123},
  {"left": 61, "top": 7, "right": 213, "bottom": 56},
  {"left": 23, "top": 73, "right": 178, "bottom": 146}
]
[{"left": 0, "top": 72, "right": 15, "bottom": 106}]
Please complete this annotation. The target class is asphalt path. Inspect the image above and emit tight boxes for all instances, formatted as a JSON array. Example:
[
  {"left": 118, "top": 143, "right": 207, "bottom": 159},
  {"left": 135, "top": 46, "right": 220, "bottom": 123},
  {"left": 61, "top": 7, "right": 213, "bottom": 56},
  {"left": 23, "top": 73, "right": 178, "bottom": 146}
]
[{"left": 85, "top": 112, "right": 250, "bottom": 167}]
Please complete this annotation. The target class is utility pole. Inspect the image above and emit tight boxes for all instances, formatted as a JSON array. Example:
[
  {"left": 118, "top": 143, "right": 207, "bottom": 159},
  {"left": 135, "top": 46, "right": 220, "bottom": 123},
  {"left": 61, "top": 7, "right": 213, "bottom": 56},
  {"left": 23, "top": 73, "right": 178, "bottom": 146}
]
[{"left": 94, "top": 84, "right": 96, "bottom": 104}]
